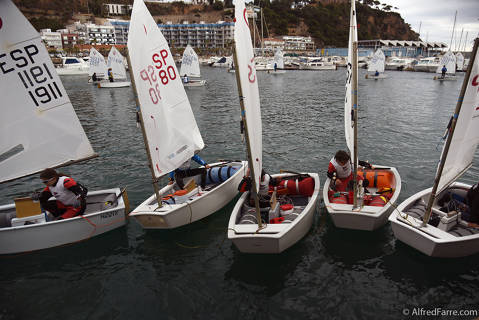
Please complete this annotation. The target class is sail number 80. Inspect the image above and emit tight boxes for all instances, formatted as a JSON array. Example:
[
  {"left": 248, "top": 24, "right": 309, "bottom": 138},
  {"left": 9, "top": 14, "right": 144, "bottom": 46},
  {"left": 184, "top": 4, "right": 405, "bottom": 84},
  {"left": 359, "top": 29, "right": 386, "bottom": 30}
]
[{"left": 152, "top": 50, "right": 176, "bottom": 85}]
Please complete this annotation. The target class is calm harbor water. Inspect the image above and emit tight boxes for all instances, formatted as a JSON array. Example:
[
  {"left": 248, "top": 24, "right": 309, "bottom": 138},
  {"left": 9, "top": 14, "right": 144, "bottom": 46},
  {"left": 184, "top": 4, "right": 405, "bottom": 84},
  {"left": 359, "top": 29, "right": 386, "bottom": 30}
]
[{"left": 1, "top": 67, "right": 478, "bottom": 320}]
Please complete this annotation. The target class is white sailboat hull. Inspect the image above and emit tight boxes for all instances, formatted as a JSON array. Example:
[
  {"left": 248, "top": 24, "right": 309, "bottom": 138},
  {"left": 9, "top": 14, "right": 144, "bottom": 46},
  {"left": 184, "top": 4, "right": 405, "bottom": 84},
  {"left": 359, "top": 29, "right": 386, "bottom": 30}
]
[
  {"left": 130, "top": 161, "right": 247, "bottom": 229},
  {"left": 365, "top": 74, "right": 387, "bottom": 80},
  {"left": 389, "top": 182, "right": 479, "bottom": 258},
  {"left": 183, "top": 80, "right": 206, "bottom": 87},
  {"left": 267, "top": 70, "right": 286, "bottom": 74},
  {"left": 56, "top": 67, "right": 89, "bottom": 76},
  {"left": 228, "top": 173, "right": 320, "bottom": 254},
  {"left": 300, "top": 64, "right": 337, "bottom": 70},
  {"left": 323, "top": 166, "right": 402, "bottom": 231},
  {"left": 0, "top": 188, "right": 127, "bottom": 255},
  {"left": 433, "top": 75, "right": 457, "bottom": 81},
  {"left": 98, "top": 81, "right": 131, "bottom": 88}
]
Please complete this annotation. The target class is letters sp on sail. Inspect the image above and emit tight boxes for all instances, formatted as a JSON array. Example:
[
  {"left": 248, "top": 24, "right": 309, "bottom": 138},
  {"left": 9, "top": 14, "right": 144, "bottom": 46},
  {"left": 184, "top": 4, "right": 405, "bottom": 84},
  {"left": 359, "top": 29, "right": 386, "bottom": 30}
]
[
  {"left": 180, "top": 45, "right": 201, "bottom": 78},
  {"left": 127, "top": 0, "right": 204, "bottom": 179},
  {"left": 234, "top": 0, "right": 263, "bottom": 192},
  {"left": 437, "top": 50, "right": 479, "bottom": 192},
  {"left": 344, "top": 0, "right": 357, "bottom": 155},
  {"left": 0, "top": 0, "right": 95, "bottom": 183},
  {"left": 107, "top": 46, "right": 127, "bottom": 80}
]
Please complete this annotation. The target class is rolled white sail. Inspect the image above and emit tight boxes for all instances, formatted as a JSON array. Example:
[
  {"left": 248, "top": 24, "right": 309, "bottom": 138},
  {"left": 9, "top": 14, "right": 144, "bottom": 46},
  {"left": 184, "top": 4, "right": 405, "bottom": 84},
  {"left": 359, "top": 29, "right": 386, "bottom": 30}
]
[
  {"left": 234, "top": 0, "right": 263, "bottom": 192},
  {"left": 344, "top": 0, "right": 357, "bottom": 155},
  {"left": 456, "top": 52, "right": 464, "bottom": 71},
  {"left": 274, "top": 49, "right": 284, "bottom": 69},
  {"left": 436, "top": 50, "right": 456, "bottom": 75},
  {"left": 180, "top": 45, "right": 201, "bottom": 78},
  {"left": 107, "top": 46, "right": 127, "bottom": 80},
  {"left": 127, "top": 0, "right": 204, "bottom": 179},
  {"left": 367, "top": 48, "right": 385, "bottom": 73},
  {"left": 437, "top": 50, "right": 479, "bottom": 192},
  {"left": 89, "top": 47, "right": 107, "bottom": 79},
  {"left": 0, "top": 0, "right": 96, "bottom": 183}
]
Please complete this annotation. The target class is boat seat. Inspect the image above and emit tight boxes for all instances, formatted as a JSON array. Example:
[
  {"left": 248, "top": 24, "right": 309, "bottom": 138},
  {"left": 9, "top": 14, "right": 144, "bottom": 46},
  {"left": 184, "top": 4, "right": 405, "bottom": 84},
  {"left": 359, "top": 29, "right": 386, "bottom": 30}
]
[
  {"left": 404, "top": 198, "right": 426, "bottom": 219},
  {"left": 448, "top": 224, "right": 479, "bottom": 237}
]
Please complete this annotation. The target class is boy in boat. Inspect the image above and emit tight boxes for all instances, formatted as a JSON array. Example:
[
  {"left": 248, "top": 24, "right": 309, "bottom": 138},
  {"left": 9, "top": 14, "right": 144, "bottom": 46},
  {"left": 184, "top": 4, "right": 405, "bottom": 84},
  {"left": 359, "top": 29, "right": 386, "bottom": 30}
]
[
  {"left": 374, "top": 70, "right": 379, "bottom": 77},
  {"left": 438, "top": 182, "right": 479, "bottom": 228},
  {"left": 168, "top": 154, "right": 210, "bottom": 190},
  {"left": 38, "top": 168, "right": 87, "bottom": 220},
  {"left": 108, "top": 68, "right": 114, "bottom": 82},
  {"left": 183, "top": 74, "right": 189, "bottom": 84},
  {"left": 441, "top": 65, "right": 447, "bottom": 79},
  {"left": 327, "top": 150, "right": 371, "bottom": 192},
  {"left": 238, "top": 168, "right": 275, "bottom": 207}
]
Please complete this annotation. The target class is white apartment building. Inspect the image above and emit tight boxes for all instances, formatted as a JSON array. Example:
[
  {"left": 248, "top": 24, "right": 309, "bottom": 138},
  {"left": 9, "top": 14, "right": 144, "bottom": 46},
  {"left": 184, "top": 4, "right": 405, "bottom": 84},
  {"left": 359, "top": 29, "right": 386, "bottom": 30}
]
[
  {"left": 108, "top": 20, "right": 129, "bottom": 45},
  {"left": 104, "top": 3, "right": 132, "bottom": 15},
  {"left": 110, "top": 20, "right": 234, "bottom": 48},
  {"left": 263, "top": 38, "right": 285, "bottom": 51},
  {"left": 283, "top": 36, "right": 315, "bottom": 52},
  {"left": 86, "top": 23, "right": 116, "bottom": 45},
  {"left": 40, "top": 29, "right": 63, "bottom": 49},
  {"left": 66, "top": 21, "right": 89, "bottom": 44},
  {"left": 159, "top": 21, "right": 234, "bottom": 48}
]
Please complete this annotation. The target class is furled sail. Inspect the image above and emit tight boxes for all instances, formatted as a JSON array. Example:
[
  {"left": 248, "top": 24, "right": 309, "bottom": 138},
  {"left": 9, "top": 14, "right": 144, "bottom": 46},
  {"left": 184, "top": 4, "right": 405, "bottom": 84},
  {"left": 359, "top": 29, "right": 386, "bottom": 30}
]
[
  {"left": 234, "top": 0, "right": 263, "bottom": 191},
  {"left": 344, "top": 0, "right": 357, "bottom": 155},
  {"left": 0, "top": 0, "right": 96, "bottom": 183},
  {"left": 127, "top": 0, "right": 204, "bottom": 179}
]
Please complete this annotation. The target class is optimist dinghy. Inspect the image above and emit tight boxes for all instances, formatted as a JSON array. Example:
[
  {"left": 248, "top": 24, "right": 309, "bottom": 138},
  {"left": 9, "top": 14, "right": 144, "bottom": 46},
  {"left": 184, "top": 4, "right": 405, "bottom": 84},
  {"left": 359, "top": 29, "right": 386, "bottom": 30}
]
[
  {"left": 98, "top": 46, "right": 131, "bottom": 88},
  {"left": 227, "top": 0, "right": 320, "bottom": 254},
  {"left": 180, "top": 45, "right": 206, "bottom": 87},
  {"left": 0, "top": 0, "right": 128, "bottom": 255},
  {"left": 389, "top": 38, "right": 479, "bottom": 258},
  {"left": 365, "top": 49, "right": 387, "bottom": 79},
  {"left": 126, "top": 0, "right": 246, "bottom": 229},
  {"left": 323, "top": 0, "right": 401, "bottom": 231},
  {"left": 433, "top": 51, "right": 457, "bottom": 81}
]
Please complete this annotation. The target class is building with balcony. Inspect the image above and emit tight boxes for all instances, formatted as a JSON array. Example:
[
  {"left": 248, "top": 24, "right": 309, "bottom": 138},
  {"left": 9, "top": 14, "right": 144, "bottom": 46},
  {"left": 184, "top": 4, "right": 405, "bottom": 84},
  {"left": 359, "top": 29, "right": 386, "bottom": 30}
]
[
  {"left": 283, "top": 36, "right": 315, "bottom": 52},
  {"left": 40, "top": 29, "right": 63, "bottom": 49},
  {"left": 108, "top": 19, "right": 130, "bottom": 45},
  {"left": 104, "top": 3, "right": 132, "bottom": 16},
  {"left": 86, "top": 23, "right": 116, "bottom": 45},
  {"left": 159, "top": 21, "right": 234, "bottom": 49}
]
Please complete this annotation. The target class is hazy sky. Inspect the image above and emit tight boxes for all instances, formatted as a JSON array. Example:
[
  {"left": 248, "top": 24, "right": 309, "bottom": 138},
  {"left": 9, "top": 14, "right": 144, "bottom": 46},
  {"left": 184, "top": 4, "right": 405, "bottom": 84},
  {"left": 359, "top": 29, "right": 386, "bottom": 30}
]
[{"left": 380, "top": 0, "right": 479, "bottom": 51}]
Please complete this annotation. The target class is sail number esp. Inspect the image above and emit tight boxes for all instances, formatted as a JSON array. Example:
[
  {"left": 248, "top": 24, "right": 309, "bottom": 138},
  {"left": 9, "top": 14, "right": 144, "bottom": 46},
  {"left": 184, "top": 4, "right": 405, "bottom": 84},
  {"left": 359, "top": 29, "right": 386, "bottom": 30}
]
[
  {"left": 139, "top": 49, "right": 177, "bottom": 104},
  {"left": 0, "top": 44, "right": 63, "bottom": 107}
]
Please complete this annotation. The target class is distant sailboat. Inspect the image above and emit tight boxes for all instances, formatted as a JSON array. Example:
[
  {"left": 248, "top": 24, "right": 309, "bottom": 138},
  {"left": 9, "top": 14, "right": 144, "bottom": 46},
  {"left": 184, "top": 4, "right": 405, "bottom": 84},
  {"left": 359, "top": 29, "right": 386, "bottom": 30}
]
[
  {"left": 268, "top": 48, "right": 286, "bottom": 74},
  {"left": 433, "top": 50, "right": 457, "bottom": 81},
  {"left": 389, "top": 38, "right": 479, "bottom": 258},
  {"left": 455, "top": 52, "right": 465, "bottom": 71},
  {"left": 180, "top": 45, "right": 206, "bottom": 87},
  {"left": 365, "top": 48, "right": 387, "bottom": 79},
  {"left": 88, "top": 47, "right": 107, "bottom": 82},
  {"left": 227, "top": 0, "right": 320, "bottom": 253},
  {"left": 98, "top": 46, "right": 131, "bottom": 88},
  {"left": 0, "top": 0, "right": 128, "bottom": 255},
  {"left": 127, "top": 0, "right": 246, "bottom": 229}
]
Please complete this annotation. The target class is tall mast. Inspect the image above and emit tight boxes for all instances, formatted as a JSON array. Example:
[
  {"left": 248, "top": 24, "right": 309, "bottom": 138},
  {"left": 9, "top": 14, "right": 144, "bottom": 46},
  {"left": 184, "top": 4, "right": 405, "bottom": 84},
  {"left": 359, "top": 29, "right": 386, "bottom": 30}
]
[
  {"left": 126, "top": 51, "right": 162, "bottom": 208},
  {"left": 232, "top": 48, "right": 263, "bottom": 229},
  {"left": 422, "top": 38, "right": 479, "bottom": 226},
  {"left": 449, "top": 10, "right": 457, "bottom": 50},
  {"left": 260, "top": 6, "right": 264, "bottom": 55},
  {"left": 352, "top": 41, "right": 359, "bottom": 209}
]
